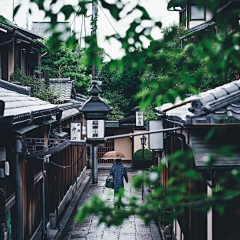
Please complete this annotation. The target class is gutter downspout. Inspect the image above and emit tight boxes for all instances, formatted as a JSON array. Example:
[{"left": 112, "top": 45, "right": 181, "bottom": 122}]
[
  {"left": 168, "top": 131, "right": 186, "bottom": 151},
  {"left": 42, "top": 158, "right": 47, "bottom": 239},
  {"left": 15, "top": 136, "right": 23, "bottom": 240}
]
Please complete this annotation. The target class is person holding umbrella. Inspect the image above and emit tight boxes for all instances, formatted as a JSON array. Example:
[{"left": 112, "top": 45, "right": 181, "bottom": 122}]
[{"left": 110, "top": 158, "right": 128, "bottom": 207}]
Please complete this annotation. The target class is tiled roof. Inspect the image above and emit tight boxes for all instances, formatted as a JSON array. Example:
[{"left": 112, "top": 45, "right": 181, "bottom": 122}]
[
  {"left": 58, "top": 100, "right": 83, "bottom": 121},
  {"left": 157, "top": 79, "right": 240, "bottom": 125},
  {"left": 190, "top": 128, "right": 240, "bottom": 168},
  {"left": 0, "top": 79, "right": 31, "bottom": 95},
  {"left": 0, "top": 15, "right": 44, "bottom": 40},
  {"left": 49, "top": 78, "right": 73, "bottom": 102},
  {"left": 0, "top": 86, "right": 59, "bottom": 127}
]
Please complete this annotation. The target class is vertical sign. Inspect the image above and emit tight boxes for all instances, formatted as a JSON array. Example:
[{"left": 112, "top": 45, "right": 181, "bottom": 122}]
[
  {"left": 149, "top": 120, "right": 163, "bottom": 150},
  {"left": 136, "top": 111, "right": 144, "bottom": 126},
  {"left": 70, "top": 122, "right": 81, "bottom": 141},
  {"left": 87, "top": 120, "right": 104, "bottom": 139}
]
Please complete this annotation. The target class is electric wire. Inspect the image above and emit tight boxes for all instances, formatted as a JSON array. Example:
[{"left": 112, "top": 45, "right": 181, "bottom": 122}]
[
  {"left": 97, "top": 3, "right": 134, "bottom": 53},
  {"left": 80, "top": 14, "right": 84, "bottom": 47},
  {"left": 61, "top": 5, "right": 81, "bottom": 41},
  {"left": 37, "top": 145, "right": 86, "bottom": 169},
  {"left": 97, "top": 3, "right": 121, "bottom": 39},
  {"left": 74, "top": 14, "right": 84, "bottom": 81},
  {"left": 84, "top": 15, "right": 87, "bottom": 48}
]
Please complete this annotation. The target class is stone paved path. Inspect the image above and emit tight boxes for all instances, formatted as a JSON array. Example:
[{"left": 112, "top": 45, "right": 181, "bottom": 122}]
[{"left": 60, "top": 170, "right": 154, "bottom": 240}]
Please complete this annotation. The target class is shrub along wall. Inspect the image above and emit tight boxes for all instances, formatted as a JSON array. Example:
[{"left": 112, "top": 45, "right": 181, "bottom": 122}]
[{"left": 132, "top": 148, "right": 153, "bottom": 168}]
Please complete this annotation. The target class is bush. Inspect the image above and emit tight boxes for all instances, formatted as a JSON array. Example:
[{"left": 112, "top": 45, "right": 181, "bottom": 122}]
[
  {"left": 132, "top": 148, "right": 153, "bottom": 168},
  {"left": 11, "top": 68, "right": 59, "bottom": 104}
]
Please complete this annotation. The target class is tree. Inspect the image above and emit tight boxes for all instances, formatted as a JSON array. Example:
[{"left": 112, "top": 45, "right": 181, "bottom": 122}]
[
  {"left": 99, "top": 62, "right": 141, "bottom": 118},
  {"left": 138, "top": 23, "right": 236, "bottom": 108},
  {"left": 40, "top": 39, "right": 92, "bottom": 94}
]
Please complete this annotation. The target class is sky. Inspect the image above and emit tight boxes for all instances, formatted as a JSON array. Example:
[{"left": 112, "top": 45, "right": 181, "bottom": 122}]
[{"left": 0, "top": 0, "right": 178, "bottom": 59}]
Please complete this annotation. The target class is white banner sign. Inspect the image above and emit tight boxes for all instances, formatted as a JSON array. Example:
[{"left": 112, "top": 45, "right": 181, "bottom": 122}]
[
  {"left": 70, "top": 122, "right": 81, "bottom": 141},
  {"left": 136, "top": 111, "right": 144, "bottom": 126},
  {"left": 87, "top": 120, "right": 104, "bottom": 139}
]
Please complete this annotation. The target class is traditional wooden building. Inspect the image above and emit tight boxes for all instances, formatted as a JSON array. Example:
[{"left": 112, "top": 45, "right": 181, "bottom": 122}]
[
  {"left": 0, "top": 16, "right": 44, "bottom": 81},
  {"left": 0, "top": 79, "right": 86, "bottom": 239},
  {"left": 156, "top": 79, "right": 240, "bottom": 240}
]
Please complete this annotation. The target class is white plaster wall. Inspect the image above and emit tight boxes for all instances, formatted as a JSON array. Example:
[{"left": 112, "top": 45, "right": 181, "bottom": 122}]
[
  {"left": 114, "top": 137, "right": 132, "bottom": 160},
  {"left": 190, "top": 20, "right": 206, "bottom": 28},
  {"left": 8, "top": 42, "right": 14, "bottom": 81},
  {"left": 133, "top": 130, "right": 149, "bottom": 153},
  {"left": 206, "top": 10, "right": 213, "bottom": 21}
]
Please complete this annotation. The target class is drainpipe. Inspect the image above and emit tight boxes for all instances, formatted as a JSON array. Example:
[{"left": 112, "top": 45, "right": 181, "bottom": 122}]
[
  {"left": 92, "top": 145, "right": 98, "bottom": 184},
  {"left": 15, "top": 136, "right": 23, "bottom": 240},
  {"left": 42, "top": 158, "right": 47, "bottom": 239},
  {"left": 168, "top": 131, "right": 186, "bottom": 151},
  {"left": 42, "top": 155, "right": 50, "bottom": 239}
]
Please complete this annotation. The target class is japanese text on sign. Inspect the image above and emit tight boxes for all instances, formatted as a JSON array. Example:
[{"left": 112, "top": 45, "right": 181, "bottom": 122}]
[
  {"left": 70, "top": 122, "right": 81, "bottom": 141},
  {"left": 136, "top": 111, "right": 144, "bottom": 126}
]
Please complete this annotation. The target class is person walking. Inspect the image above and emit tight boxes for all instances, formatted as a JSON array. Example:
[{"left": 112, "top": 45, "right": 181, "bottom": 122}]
[{"left": 110, "top": 158, "right": 128, "bottom": 207}]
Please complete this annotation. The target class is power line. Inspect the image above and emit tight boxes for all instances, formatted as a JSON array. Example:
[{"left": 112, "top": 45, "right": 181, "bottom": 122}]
[
  {"left": 37, "top": 146, "right": 86, "bottom": 169},
  {"left": 80, "top": 14, "right": 84, "bottom": 47},
  {"left": 61, "top": 5, "right": 81, "bottom": 41},
  {"left": 84, "top": 14, "right": 87, "bottom": 48},
  {"left": 97, "top": 3, "right": 121, "bottom": 39}
]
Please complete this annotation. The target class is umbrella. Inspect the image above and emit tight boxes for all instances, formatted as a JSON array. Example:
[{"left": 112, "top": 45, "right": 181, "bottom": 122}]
[{"left": 101, "top": 151, "right": 126, "bottom": 159}]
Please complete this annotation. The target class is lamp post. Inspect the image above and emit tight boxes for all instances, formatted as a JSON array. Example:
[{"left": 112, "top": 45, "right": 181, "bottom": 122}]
[
  {"left": 80, "top": 85, "right": 112, "bottom": 183},
  {"left": 140, "top": 135, "right": 146, "bottom": 200},
  {"left": 80, "top": 0, "right": 112, "bottom": 184}
]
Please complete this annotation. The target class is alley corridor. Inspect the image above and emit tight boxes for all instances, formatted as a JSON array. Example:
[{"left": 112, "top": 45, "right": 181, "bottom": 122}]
[{"left": 60, "top": 170, "right": 155, "bottom": 240}]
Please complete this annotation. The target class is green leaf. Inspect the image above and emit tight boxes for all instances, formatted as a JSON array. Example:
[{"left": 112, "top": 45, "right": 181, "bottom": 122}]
[
  {"left": 100, "top": 0, "right": 122, "bottom": 20},
  {"left": 60, "top": 5, "right": 75, "bottom": 20},
  {"left": 13, "top": 4, "right": 21, "bottom": 17}
]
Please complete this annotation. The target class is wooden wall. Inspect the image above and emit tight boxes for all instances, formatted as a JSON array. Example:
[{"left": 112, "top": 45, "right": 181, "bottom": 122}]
[
  {"left": 161, "top": 132, "right": 207, "bottom": 240},
  {"left": 3, "top": 125, "right": 86, "bottom": 239}
]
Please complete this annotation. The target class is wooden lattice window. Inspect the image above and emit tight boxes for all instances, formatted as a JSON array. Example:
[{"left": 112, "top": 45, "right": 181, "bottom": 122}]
[{"left": 98, "top": 140, "right": 114, "bottom": 164}]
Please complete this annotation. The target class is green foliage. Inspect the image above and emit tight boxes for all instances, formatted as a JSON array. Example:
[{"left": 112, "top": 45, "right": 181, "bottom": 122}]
[
  {"left": 10, "top": 68, "right": 59, "bottom": 104},
  {"left": 142, "top": 106, "right": 159, "bottom": 125},
  {"left": 100, "top": 62, "right": 141, "bottom": 118},
  {"left": 132, "top": 148, "right": 153, "bottom": 168},
  {"left": 15, "top": 0, "right": 240, "bottom": 232},
  {"left": 137, "top": 24, "right": 236, "bottom": 108},
  {"left": 40, "top": 39, "right": 92, "bottom": 94}
]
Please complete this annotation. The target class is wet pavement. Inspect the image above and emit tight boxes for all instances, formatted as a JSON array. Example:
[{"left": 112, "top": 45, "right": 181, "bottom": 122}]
[{"left": 60, "top": 170, "right": 154, "bottom": 240}]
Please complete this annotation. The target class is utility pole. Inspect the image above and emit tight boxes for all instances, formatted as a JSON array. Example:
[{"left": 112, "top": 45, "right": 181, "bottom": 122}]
[
  {"left": 12, "top": 0, "right": 15, "bottom": 23},
  {"left": 92, "top": 0, "right": 98, "bottom": 84},
  {"left": 92, "top": 0, "right": 99, "bottom": 184}
]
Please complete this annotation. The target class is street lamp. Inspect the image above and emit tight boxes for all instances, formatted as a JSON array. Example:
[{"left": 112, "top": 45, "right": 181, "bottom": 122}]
[
  {"left": 80, "top": 78, "right": 112, "bottom": 184},
  {"left": 140, "top": 135, "right": 146, "bottom": 200},
  {"left": 81, "top": 81, "right": 112, "bottom": 144}
]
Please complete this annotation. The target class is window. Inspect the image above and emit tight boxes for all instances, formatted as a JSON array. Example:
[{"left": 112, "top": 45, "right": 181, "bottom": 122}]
[{"left": 190, "top": 5, "right": 205, "bottom": 20}]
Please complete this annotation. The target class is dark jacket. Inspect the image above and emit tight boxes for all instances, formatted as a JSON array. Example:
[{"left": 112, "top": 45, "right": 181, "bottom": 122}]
[{"left": 110, "top": 162, "right": 128, "bottom": 192}]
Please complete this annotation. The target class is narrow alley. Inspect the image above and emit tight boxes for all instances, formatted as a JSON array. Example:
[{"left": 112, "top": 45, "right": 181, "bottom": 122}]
[{"left": 59, "top": 170, "right": 157, "bottom": 240}]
